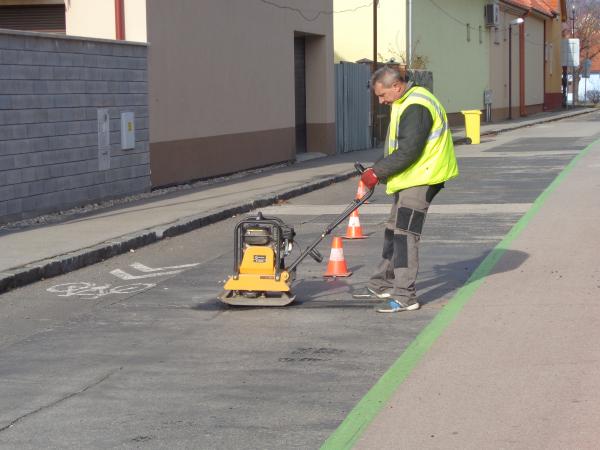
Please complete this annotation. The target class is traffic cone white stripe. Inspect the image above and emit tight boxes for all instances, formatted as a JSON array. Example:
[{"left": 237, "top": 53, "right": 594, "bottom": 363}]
[
  {"left": 329, "top": 248, "right": 344, "bottom": 261},
  {"left": 344, "top": 209, "right": 367, "bottom": 239}
]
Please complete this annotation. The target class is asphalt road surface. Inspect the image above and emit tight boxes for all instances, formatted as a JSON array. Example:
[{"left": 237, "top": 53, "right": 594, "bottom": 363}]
[{"left": 1, "top": 112, "right": 599, "bottom": 449}]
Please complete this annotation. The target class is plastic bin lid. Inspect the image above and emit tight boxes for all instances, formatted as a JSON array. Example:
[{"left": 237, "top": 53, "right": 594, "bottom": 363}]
[{"left": 461, "top": 110, "right": 482, "bottom": 114}]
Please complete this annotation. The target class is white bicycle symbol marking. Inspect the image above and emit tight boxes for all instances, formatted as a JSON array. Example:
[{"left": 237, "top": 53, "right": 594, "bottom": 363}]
[{"left": 47, "top": 282, "right": 155, "bottom": 299}]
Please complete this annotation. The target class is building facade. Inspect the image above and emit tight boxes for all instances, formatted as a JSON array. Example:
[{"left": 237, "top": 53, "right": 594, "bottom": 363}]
[
  {"left": 2, "top": 0, "right": 335, "bottom": 189},
  {"left": 333, "top": 0, "right": 566, "bottom": 125},
  {"left": 412, "top": 0, "right": 490, "bottom": 124},
  {"left": 492, "top": 1, "right": 564, "bottom": 119},
  {"left": 0, "top": 1, "right": 150, "bottom": 222},
  {"left": 145, "top": 0, "right": 334, "bottom": 187}
]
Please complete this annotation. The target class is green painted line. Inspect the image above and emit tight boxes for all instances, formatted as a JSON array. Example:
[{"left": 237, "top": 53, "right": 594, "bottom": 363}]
[{"left": 321, "top": 138, "right": 600, "bottom": 450}]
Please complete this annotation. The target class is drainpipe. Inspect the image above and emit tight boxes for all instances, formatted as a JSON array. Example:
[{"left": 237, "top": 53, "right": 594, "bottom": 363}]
[
  {"left": 543, "top": 20, "right": 546, "bottom": 109},
  {"left": 519, "top": 19, "right": 526, "bottom": 116},
  {"left": 115, "top": 0, "right": 125, "bottom": 40}
]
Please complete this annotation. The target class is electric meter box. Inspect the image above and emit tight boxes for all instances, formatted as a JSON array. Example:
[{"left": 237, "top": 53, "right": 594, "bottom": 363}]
[{"left": 120, "top": 112, "right": 135, "bottom": 150}]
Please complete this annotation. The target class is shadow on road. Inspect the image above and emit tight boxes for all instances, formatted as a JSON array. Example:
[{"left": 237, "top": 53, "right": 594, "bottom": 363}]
[{"left": 419, "top": 249, "right": 529, "bottom": 305}]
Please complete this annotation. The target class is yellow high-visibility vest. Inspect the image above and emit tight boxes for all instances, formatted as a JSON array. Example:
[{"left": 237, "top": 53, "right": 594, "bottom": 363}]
[{"left": 385, "top": 86, "right": 459, "bottom": 194}]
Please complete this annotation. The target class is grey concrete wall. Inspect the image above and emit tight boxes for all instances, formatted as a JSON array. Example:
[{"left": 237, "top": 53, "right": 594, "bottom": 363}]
[{"left": 0, "top": 29, "right": 149, "bottom": 224}]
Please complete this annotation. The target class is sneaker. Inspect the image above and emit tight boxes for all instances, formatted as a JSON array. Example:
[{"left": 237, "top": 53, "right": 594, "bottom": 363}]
[
  {"left": 375, "top": 298, "right": 420, "bottom": 313},
  {"left": 352, "top": 286, "right": 392, "bottom": 299}
]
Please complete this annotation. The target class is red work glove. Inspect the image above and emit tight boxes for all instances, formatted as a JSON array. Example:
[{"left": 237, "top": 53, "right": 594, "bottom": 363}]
[{"left": 360, "top": 168, "right": 379, "bottom": 189}]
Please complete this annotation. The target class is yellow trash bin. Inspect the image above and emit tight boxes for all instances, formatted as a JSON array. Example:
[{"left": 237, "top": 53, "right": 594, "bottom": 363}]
[{"left": 461, "top": 110, "right": 482, "bottom": 144}]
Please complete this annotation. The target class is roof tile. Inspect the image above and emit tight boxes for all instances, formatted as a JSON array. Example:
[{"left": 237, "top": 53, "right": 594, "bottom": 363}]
[{"left": 502, "top": 0, "right": 559, "bottom": 17}]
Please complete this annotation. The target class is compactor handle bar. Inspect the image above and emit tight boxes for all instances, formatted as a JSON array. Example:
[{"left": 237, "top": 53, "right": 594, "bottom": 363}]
[
  {"left": 354, "top": 162, "right": 366, "bottom": 174},
  {"left": 285, "top": 162, "right": 374, "bottom": 274}
]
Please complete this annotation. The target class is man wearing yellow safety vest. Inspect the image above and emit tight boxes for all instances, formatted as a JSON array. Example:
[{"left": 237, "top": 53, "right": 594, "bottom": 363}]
[{"left": 353, "top": 66, "right": 459, "bottom": 313}]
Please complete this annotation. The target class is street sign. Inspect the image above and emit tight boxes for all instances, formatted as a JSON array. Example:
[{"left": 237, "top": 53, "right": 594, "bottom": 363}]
[
  {"left": 582, "top": 58, "right": 592, "bottom": 78},
  {"left": 560, "top": 38, "right": 580, "bottom": 67}
]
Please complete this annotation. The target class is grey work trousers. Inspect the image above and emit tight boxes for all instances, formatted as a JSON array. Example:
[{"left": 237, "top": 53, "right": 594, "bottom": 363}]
[{"left": 368, "top": 184, "right": 442, "bottom": 301}]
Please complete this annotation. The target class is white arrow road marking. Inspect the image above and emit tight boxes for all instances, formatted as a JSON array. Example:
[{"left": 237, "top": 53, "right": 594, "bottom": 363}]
[
  {"left": 110, "top": 269, "right": 185, "bottom": 280},
  {"left": 130, "top": 262, "right": 199, "bottom": 272},
  {"left": 110, "top": 262, "right": 200, "bottom": 280}
]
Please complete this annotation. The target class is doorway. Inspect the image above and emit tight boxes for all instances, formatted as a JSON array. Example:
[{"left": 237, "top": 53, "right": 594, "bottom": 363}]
[{"left": 294, "top": 36, "right": 307, "bottom": 153}]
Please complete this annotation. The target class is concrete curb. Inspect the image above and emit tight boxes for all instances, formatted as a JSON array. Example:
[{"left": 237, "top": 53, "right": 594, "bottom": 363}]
[{"left": 0, "top": 169, "right": 357, "bottom": 294}]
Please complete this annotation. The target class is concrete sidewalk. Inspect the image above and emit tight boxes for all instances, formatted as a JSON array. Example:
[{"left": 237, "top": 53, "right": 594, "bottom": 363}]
[
  {"left": 0, "top": 107, "right": 594, "bottom": 294},
  {"left": 348, "top": 125, "right": 600, "bottom": 448}
]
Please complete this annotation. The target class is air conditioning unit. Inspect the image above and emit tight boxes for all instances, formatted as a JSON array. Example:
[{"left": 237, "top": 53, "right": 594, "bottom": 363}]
[{"left": 484, "top": 3, "right": 500, "bottom": 27}]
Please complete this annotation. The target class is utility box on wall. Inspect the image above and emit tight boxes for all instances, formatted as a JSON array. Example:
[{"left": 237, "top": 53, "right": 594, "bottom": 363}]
[
  {"left": 484, "top": 3, "right": 499, "bottom": 28},
  {"left": 121, "top": 112, "right": 136, "bottom": 150}
]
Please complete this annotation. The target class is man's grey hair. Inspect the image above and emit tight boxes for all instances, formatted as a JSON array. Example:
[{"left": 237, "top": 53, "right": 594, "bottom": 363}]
[{"left": 371, "top": 66, "right": 408, "bottom": 88}]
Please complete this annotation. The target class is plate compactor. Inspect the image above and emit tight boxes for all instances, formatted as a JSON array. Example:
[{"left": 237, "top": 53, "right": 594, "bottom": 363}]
[{"left": 218, "top": 163, "right": 373, "bottom": 307}]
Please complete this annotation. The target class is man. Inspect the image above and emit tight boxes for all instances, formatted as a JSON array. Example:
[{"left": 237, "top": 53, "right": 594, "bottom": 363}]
[{"left": 354, "top": 66, "right": 459, "bottom": 313}]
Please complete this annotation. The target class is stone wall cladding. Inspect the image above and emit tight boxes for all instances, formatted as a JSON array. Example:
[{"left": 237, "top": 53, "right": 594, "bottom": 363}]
[{"left": 0, "top": 30, "right": 150, "bottom": 223}]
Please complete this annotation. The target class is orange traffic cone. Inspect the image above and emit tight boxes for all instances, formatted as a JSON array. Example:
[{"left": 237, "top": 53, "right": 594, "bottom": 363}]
[
  {"left": 344, "top": 209, "right": 367, "bottom": 239},
  {"left": 355, "top": 179, "right": 370, "bottom": 203},
  {"left": 323, "top": 237, "right": 352, "bottom": 277}
]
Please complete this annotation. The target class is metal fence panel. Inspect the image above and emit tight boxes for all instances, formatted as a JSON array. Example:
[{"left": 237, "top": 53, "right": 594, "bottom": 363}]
[{"left": 335, "top": 63, "right": 371, "bottom": 153}]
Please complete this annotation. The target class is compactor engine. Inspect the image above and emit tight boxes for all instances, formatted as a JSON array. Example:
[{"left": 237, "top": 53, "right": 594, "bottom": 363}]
[{"left": 220, "top": 213, "right": 298, "bottom": 305}]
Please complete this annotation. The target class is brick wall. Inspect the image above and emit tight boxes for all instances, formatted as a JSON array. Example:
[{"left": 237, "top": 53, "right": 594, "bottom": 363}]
[{"left": 0, "top": 29, "right": 149, "bottom": 224}]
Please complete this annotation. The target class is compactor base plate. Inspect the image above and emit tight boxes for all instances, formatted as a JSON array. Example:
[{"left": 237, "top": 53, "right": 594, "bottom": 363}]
[{"left": 217, "top": 290, "right": 296, "bottom": 307}]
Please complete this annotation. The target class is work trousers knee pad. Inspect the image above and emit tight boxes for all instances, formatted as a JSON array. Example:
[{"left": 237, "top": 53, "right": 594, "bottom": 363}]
[
  {"left": 395, "top": 206, "right": 426, "bottom": 236},
  {"left": 381, "top": 228, "right": 409, "bottom": 269}
]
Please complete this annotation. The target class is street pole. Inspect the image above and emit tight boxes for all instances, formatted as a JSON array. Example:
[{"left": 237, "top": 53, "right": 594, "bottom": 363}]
[
  {"left": 372, "top": 0, "right": 377, "bottom": 75},
  {"left": 407, "top": 0, "right": 412, "bottom": 67},
  {"left": 371, "top": 0, "right": 378, "bottom": 146},
  {"left": 508, "top": 24, "right": 512, "bottom": 119},
  {"left": 562, "top": 66, "right": 568, "bottom": 108},
  {"left": 571, "top": 4, "right": 576, "bottom": 106}
]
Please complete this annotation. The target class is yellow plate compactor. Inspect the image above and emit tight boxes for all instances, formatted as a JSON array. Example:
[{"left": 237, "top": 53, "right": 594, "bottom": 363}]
[{"left": 218, "top": 163, "right": 373, "bottom": 307}]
